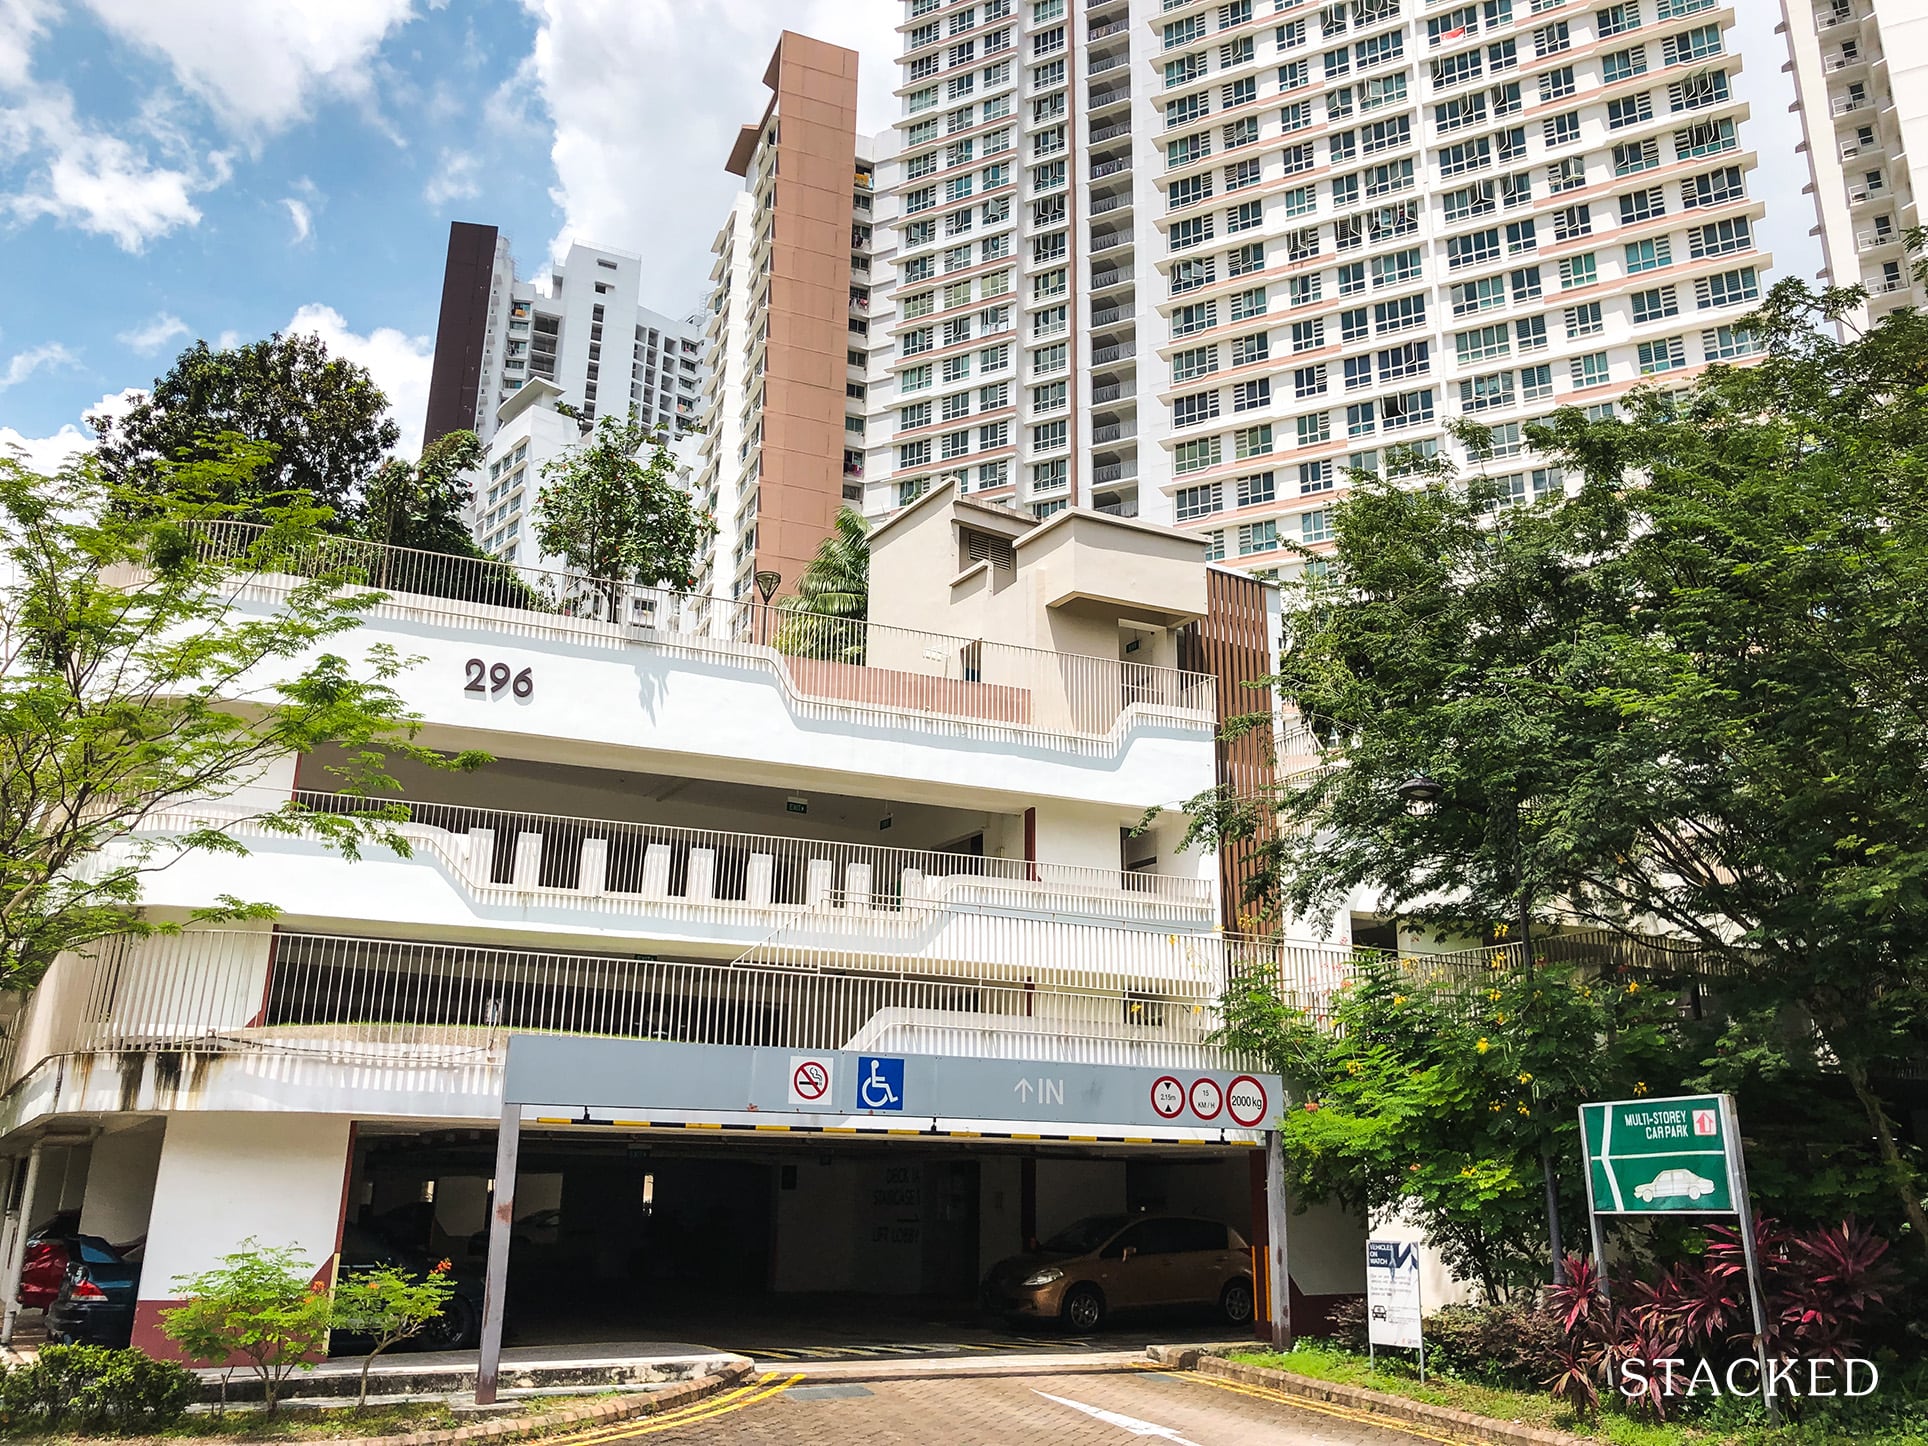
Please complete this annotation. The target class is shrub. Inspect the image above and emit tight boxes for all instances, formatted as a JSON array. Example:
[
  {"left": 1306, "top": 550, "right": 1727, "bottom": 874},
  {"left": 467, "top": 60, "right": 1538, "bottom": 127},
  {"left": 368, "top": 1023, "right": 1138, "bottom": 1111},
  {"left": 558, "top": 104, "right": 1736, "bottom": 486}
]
[
  {"left": 330, "top": 1261, "right": 456, "bottom": 1410},
  {"left": 0, "top": 1344, "right": 196, "bottom": 1434},
  {"left": 162, "top": 1239, "right": 333, "bottom": 1413},
  {"left": 1424, "top": 1301, "right": 1565, "bottom": 1390}
]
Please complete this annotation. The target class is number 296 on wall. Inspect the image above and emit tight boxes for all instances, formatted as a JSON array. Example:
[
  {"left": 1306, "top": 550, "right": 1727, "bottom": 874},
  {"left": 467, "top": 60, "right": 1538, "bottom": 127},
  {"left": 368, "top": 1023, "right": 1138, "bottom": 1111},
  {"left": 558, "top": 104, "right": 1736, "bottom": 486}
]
[{"left": 464, "top": 659, "right": 533, "bottom": 699}]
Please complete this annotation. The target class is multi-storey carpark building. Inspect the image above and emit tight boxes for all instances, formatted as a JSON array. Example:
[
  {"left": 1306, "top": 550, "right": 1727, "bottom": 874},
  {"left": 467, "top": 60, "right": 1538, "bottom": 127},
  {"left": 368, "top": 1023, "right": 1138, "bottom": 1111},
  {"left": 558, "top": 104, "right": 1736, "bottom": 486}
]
[
  {"left": 0, "top": 487, "right": 1372, "bottom": 1352},
  {"left": 1780, "top": 0, "right": 1928, "bottom": 323},
  {"left": 869, "top": 0, "right": 1770, "bottom": 583}
]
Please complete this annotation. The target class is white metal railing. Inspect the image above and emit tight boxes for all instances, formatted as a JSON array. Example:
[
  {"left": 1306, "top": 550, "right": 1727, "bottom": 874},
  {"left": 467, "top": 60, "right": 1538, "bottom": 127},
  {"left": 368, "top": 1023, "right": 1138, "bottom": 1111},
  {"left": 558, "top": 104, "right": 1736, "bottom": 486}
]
[
  {"left": 188, "top": 523, "right": 1215, "bottom": 750},
  {"left": 57, "top": 930, "right": 1238, "bottom": 1070},
  {"left": 210, "top": 791, "right": 1215, "bottom": 925}
]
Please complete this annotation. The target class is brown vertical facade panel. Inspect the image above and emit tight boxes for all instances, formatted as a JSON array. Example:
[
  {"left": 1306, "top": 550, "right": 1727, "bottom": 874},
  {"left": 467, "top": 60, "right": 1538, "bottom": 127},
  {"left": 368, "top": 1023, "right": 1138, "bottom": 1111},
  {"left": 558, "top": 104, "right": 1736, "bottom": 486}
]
[
  {"left": 755, "top": 34, "right": 860, "bottom": 598},
  {"left": 1179, "top": 570, "right": 1280, "bottom": 932},
  {"left": 424, "top": 222, "right": 499, "bottom": 447}
]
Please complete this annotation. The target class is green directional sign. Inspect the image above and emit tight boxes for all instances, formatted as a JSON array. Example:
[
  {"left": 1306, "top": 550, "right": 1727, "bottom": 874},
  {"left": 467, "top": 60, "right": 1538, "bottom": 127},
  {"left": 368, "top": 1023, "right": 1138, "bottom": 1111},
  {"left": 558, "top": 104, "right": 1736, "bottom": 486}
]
[{"left": 1580, "top": 1093, "right": 1737, "bottom": 1215}]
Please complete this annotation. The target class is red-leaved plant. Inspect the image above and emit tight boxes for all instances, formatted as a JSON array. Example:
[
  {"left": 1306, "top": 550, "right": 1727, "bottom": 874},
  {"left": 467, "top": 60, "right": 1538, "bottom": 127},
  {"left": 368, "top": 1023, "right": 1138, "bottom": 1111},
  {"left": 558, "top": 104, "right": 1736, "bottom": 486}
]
[{"left": 1539, "top": 1219, "right": 1896, "bottom": 1421}]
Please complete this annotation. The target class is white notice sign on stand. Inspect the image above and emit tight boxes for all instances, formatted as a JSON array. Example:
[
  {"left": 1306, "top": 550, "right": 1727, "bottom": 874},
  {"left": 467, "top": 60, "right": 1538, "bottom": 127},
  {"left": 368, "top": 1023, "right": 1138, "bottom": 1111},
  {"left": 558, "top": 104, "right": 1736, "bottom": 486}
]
[{"left": 1365, "top": 1239, "right": 1424, "bottom": 1358}]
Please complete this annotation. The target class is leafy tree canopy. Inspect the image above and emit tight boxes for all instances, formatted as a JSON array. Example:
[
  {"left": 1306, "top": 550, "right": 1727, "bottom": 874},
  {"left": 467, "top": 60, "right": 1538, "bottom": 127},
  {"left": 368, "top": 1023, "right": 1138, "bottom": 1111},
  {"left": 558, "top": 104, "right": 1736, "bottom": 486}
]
[
  {"left": 1184, "top": 273, "right": 1928, "bottom": 1257},
  {"left": 0, "top": 442, "right": 485, "bottom": 990},
  {"left": 534, "top": 412, "right": 714, "bottom": 597},
  {"left": 92, "top": 333, "right": 399, "bottom": 520},
  {"left": 775, "top": 504, "right": 869, "bottom": 662}
]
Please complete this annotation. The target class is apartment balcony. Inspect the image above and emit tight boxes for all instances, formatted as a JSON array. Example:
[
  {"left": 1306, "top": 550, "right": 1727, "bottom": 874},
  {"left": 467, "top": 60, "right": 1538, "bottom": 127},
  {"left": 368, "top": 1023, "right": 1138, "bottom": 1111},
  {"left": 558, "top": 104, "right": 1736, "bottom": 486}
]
[
  {"left": 1857, "top": 226, "right": 1904, "bottom": 249},
  {"left": 1089, "top": 229, "right": 1131, "bottom": 254},
  {"left": 1090, "top": 421, "right": 1136, "bottom": 445},
  {"left": 1089, "top": 155, "right": 1132, "bottom": 182},
  {"left": 1088, "top": 190, "right": 1133, "bottom": 219},
  {"left": 1090, "top": 378, "right": 1127, "bottom": 403},
  {"left": 1087, "top": 16, "right": 1128, "bottom": 42},
  {"left": 1847, "top": 179, "right": 1889, "bottom": 205},
  {"left": 1090, "top": 339, "right": 1138, "bottom": 366},
  {"left": 1090, "top": 265, "right": 1133, "bottom": 293},
  {"left": 1831, "top": 93, "right": 1874, "bottom": 117},
  {"left": 1093, "top": 459, "right": 1139, "bottom": 486},
  {"left": 1816, "top": 0, "right": 1861, "bottom": 29},
  {"left": 1088, "top": 86, "right": 1130, "bottom": 114},
  {"left": 1089, "top": 305, "right": 1132, "bottom": 330},
  {"left": 1088, "top": 50, "right": 1129, "bottom": 78}
]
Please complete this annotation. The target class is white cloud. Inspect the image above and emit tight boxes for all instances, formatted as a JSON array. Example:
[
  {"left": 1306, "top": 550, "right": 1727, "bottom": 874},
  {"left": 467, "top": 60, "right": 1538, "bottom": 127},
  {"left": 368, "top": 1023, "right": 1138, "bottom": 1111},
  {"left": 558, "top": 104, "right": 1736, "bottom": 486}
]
[
  {"left": 283, "top": 303, "right": 433, "bottom": 461},
  {"left": 0, "top": 88, "right": 211, "bottom": 250},
  {"left": 0, "top": 387, "right": 140, "bottom": 473},
  {"left": 116, "top": 311, "right": 191, "bottom": 354},
  {"left": 518, "top": 0, "right": 900, "bottom": 310},
  {"left": 281, "top": 195, "right": 313, "bottom": 244},
  {"left": 0, "top": 341, "right": 77, "bottom": 390},
  {"left": 77, "top": 0, "right": 414, "bottom": 137},
  {"left": 0, "top": 0, "right": 53, "bottom": 91},
  {"left": 423, "top": 148, "right": 480, "bottom": 208}
]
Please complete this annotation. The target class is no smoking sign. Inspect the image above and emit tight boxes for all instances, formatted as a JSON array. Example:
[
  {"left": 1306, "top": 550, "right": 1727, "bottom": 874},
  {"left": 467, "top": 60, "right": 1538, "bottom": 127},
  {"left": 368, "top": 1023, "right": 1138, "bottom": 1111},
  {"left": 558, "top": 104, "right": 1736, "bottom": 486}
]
[{"left": 788, "top": 1054, "right": 834, "bottom": 1107}]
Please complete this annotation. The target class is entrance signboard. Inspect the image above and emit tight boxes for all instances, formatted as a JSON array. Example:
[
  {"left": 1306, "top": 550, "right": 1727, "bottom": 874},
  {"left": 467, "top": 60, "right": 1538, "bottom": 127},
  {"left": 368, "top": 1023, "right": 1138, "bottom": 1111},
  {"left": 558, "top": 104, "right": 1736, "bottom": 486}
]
[
  {"left": 1580, "top": 1094, "right": 1737, "bottom": 1215},
  {"left": 1365, "top": 1238, "right": 1424, "bottom": 1379},
  {"left": 502, "top": 1035, "right": 1281, "bottom": 1135}
]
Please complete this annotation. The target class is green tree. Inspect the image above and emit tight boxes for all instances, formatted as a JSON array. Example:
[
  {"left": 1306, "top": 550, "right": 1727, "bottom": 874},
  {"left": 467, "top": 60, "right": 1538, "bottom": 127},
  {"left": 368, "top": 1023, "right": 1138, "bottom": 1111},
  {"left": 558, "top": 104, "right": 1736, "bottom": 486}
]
[
  {"left": 353, "top": 430, "right": 483, "bottom": 559},
  {"left": 92, "top": 334, "right": 398, "bottom": 520},
  {"left": 1180, "top": 272, "right": 1928, "bottom": 1259},
  {"left": 774, "top": 505, "right": 869, "bottom": 662},
  {"left": 162, "top": 1240, "right": 334, "bottom": 1413},
  {"left": 533, "top": 413, "right": 713, "bottom": 614},
  {"left": 1222, "top": 955, "right": 1676, "bottom": 1299},
  {"left": 329, "top": 1262, "right": 456, "bottom": 1410},
  {"left": 0, "top": 444, "right": 486, "bottom": 991}
]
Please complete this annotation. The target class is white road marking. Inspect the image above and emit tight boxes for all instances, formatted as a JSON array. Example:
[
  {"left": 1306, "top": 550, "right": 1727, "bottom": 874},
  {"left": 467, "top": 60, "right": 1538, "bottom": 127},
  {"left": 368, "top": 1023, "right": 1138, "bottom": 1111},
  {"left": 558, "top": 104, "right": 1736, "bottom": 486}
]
[{"left": 1036, "top": 1390, "right": 1206, "bottom": 1446}]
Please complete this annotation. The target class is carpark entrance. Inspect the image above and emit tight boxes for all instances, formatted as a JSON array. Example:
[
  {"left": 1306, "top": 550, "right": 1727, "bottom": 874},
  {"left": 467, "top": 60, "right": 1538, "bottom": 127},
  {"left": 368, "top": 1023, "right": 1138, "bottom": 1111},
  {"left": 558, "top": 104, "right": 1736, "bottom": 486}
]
[{"left": 453, "top": 1039, "right": 1289, "bottom": 1397}]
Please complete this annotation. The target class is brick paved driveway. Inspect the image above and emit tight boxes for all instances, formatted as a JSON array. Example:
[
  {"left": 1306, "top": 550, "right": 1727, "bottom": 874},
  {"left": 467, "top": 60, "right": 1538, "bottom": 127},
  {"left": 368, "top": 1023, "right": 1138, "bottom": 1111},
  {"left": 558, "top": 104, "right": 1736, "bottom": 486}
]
[{"left": 631, "top": 1367, "right": 1469, "bottom": 1444}]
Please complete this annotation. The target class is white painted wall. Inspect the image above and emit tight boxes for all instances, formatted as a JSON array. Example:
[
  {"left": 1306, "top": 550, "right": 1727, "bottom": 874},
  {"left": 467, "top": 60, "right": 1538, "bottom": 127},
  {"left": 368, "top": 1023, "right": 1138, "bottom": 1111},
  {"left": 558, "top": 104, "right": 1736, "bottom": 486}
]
[
  {"left": 78, "top": 1125, "right": 164, "bottom": 1246},
  {"left": 139, "top": 1113, "right": 352, "bottom": 1298}
]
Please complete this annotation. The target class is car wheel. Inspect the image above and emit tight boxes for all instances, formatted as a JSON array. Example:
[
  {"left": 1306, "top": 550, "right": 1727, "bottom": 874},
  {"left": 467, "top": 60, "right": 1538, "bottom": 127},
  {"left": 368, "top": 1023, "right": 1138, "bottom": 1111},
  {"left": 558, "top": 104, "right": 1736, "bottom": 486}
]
[
  {"left": 415, "top": 1293, "right": 479, "bottom": 1351},
  {"left": 1061, "top": 1284, "right": 1105, "bottom": 1331},
  {"left": 1220, "top": 1278, "right": 1255, "bottom": 1326}
]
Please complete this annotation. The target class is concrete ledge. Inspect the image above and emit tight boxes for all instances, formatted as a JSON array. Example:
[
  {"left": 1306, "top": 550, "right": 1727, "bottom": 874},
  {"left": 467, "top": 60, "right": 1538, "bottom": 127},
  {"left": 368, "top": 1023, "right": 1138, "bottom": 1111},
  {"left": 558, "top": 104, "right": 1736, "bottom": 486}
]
[
  {"left": 209, "top": 1349, "right": 747, "bottom": 1403},
  {"left": 297, "top": 1360, "right": 755, "bottom": 1446},
  {"left": 1193, "top": 1354, "right": 1591, "bottom": 1446}
]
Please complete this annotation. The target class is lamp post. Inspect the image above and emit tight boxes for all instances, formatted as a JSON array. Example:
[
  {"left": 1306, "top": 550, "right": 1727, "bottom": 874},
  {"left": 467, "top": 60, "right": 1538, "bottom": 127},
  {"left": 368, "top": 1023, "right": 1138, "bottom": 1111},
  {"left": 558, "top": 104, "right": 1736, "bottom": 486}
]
[
  {"left": 754, "top": 569, "right": 781, "bottom": 646},
  {"left": 1395, "top": 772, "right": 1567, "bottom": 1284}
]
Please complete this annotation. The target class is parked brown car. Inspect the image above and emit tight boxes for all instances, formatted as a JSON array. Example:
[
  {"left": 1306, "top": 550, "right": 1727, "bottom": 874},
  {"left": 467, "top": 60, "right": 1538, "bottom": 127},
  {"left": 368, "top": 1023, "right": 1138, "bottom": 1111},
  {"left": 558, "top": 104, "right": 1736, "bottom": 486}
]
[{"left": 980, "top": 1214, "right": 1253, "bottom": 1330}]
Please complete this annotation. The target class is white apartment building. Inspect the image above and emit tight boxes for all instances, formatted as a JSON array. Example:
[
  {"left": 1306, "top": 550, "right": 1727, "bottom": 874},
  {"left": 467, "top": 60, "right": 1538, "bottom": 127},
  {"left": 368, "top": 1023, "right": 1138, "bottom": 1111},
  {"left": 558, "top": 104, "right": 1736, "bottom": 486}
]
[
  {"left": 0, "top": 496, "right": 1372, "bottom": 1353},
  {"left": 423, "top": 229, "right": 707, "bottom": 568},
  {"left": 867, "top": 0, "right": 1771, "bottom": 582},
  {"left": 1780, "top": 0, "right": 1927, "bottom": 320}
]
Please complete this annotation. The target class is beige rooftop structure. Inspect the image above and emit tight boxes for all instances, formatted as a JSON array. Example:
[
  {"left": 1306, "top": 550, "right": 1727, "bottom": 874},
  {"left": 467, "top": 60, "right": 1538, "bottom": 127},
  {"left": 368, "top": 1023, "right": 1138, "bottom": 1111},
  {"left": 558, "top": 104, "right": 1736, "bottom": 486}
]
[{"left": 867, "top": 482, "right": 1208, "bottom": 676}]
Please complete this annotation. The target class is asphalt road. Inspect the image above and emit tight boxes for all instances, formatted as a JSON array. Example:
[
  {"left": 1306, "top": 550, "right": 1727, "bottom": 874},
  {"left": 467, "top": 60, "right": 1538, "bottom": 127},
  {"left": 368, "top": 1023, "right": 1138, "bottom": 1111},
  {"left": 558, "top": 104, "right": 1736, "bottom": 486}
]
[{"left": 593, "top": 1366, "right": 1468, "bottom": 1444}]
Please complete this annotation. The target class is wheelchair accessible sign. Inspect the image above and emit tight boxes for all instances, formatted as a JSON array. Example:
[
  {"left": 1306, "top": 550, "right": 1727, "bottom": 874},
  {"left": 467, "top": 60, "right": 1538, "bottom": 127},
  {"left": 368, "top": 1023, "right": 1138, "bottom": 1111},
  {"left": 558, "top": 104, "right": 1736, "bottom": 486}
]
[{"left": 857, "top": 1055, "right": 906, "bottom": 1111}]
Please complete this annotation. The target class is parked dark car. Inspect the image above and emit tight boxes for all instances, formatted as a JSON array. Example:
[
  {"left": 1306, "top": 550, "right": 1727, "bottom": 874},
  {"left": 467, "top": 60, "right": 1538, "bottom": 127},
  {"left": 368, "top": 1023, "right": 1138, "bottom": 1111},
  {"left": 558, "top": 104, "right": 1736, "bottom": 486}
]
[
  {"left": 47, "top": 1236, "right": 139, "bottom": 1347},
  {"left": 334, "top": 1221, "right": 483, "bottom": 1351},
  {"left": 981, "top": 1214, "right": 1253, "bottom": 1330}
]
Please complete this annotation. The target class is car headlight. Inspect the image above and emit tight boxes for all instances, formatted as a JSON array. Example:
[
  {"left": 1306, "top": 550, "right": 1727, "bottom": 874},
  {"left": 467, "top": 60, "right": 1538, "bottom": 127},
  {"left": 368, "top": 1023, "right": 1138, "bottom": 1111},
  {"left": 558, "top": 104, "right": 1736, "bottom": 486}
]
[{"left": 1021, "top": 1267, "right": 1064, "bottom": 1287}]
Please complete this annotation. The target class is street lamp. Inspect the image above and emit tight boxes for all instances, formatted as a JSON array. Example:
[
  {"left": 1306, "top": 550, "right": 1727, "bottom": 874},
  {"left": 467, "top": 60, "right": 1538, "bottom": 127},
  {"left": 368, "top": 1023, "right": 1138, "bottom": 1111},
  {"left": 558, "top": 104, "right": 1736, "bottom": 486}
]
[
  {"left": 1392, "top": 770, "right": 1567, "bottom": 1282},
  {"left": 754, "top": 569, "right": 781, "bottom": 646}
]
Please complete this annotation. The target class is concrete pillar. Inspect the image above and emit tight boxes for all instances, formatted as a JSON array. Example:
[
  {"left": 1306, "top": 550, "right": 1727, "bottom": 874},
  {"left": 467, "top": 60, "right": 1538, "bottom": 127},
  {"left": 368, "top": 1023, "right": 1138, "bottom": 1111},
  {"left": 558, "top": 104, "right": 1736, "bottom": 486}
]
[
  {"left": 686, "top": 848, "right": 716, "bottom": 902},
  {"left": 641, "top": 845, "right": 672, "bottom": 900},
  {"left": 78, "top": 1125, "right": 165, "bottom": 1247},
  {"left": 131, "top": 1114, "right": 352, "bottom": 1359},
  {"left": 805, "top": 859, "right": 834, "bottom": 908},
  {"left": 467, "top": 828, "right": 497, "bottom": 886},
  {"left": 845, "top": 862, "right": 873, "bottom": 911},
  {"left": 511, "top": 832, "right": 543, "bottom": 889},
  {"left": 746, "top": 854, "right": 774, "bottom": 906},
  {"left": 577, "top": 838, "right": 608, "bottom": 895}
]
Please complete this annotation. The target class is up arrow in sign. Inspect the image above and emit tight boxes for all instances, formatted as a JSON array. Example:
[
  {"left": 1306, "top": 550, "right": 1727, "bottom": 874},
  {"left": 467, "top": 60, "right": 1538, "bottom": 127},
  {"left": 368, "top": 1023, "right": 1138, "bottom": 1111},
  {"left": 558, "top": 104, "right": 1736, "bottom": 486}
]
[{"left": 1013, "top": 1079, "right": 1035, "bottom": 1102}]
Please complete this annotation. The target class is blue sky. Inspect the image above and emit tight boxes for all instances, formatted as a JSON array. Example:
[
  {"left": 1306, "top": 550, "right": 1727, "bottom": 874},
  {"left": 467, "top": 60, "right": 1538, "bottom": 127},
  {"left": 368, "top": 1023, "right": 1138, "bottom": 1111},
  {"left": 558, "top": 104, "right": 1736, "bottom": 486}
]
[{"left": 0, "top": 0, "right": 898, "bottom": 466}]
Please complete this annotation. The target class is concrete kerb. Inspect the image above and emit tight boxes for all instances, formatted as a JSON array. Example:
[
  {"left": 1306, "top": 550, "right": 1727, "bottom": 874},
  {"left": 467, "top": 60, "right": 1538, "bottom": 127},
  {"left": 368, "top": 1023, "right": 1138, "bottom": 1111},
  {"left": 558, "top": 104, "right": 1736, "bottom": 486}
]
[
  {"left": 258, "top": 1359, "right": 756, "bottom": 1446},
  {"left": 1145, "top": 1348, "right": 1593, "bottom": 1446}
]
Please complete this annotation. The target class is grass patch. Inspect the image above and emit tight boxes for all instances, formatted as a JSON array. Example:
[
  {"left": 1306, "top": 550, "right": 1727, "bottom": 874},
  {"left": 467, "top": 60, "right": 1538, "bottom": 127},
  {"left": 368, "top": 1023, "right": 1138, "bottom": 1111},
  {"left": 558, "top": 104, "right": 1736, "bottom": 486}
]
[
  {"left": 2, "top": 1391, "right": 626, "bottom": 1443},
  {"left": 1225, "top": 1344, "right": 1928, "bottom": 1446}
]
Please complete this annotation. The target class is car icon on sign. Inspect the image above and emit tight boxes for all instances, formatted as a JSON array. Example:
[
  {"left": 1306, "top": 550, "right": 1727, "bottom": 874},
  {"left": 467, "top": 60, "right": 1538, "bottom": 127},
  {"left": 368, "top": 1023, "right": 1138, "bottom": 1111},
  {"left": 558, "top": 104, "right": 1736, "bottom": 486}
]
[{"left": 1636, "top": 1169, "right": 1716, "bottom": 1202}]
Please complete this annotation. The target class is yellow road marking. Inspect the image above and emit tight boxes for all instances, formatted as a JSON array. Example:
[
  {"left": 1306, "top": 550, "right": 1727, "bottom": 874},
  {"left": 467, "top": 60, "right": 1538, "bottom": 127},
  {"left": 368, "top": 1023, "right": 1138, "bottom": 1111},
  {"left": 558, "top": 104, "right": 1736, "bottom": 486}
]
[
  {"left": 551, "top": 1373, "right": 800, "bottom": 1443},
  {"left": 1170, "top": 1368, "right": 1483, "bottom": 1446}
]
